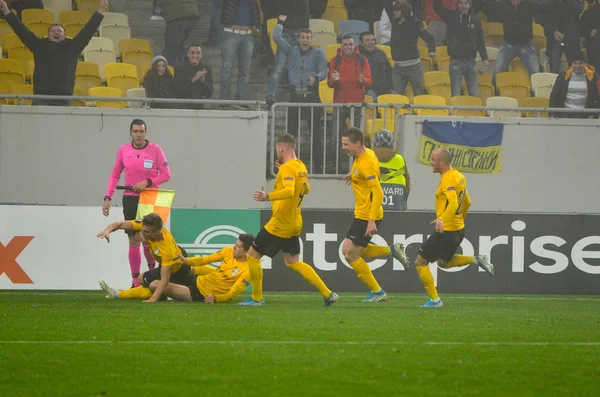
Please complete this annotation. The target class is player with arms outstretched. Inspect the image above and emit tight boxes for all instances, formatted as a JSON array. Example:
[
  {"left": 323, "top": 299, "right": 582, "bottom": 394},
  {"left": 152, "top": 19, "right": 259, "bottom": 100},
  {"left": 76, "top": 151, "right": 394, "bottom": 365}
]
[{"left": 239, "top": 134, "right": 339, "bottom": 306}]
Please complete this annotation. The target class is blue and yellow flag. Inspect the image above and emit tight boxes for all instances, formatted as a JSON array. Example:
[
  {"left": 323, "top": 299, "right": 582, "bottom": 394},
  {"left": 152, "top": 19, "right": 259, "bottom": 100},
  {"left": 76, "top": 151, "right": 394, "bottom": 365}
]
[{"left": 420, "top": 121, "right": 504, "bottom": 173}]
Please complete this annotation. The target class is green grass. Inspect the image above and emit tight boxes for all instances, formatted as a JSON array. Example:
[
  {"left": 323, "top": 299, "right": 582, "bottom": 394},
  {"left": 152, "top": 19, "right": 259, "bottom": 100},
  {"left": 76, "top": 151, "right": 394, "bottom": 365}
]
[{"left": 1, "top": 292, "right": 599, "bottom": 397}]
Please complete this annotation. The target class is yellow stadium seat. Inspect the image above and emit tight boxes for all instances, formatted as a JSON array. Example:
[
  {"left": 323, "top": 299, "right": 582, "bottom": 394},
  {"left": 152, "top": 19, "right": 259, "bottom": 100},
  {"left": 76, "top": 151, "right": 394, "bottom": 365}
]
[
  {"left": 365, "top": 118, "right": 396, "bottom": 144},
  {"left": 428, "top": 84, "right": 451, "bottom": 104},
  {"left": 75, "top": 61, "right": 102, "bottom": 95},
  {"left": 118, "top": 38, "right": 152, "bottom": 59},
  {"left": 4, "top": 33, "right": 24, "bottom": 54},
  {"left": 377, "top": 94, "right": 410, "bottom": 119},
  {"left": 519, "top": 96, "right": 550, "bottom": 117},
  {"left": 531, "top": 72, "right": 558, "bottom": 98},
  {"left": 26, "top": 22, "right": 51, "bottom": 38},
  {"left": 483, "top": 22, "right": 504, "bottom": 48},
  {"left": 327, "top": 0, "right": 346, "bottom": 7},
  {"left": 89, "top": 86, "right": 126, "bottom": 108},
  {"left": 326, "top": 44, "right": 340, "bottom": 62},
  {"left": 418, "top": 46, "right": 433, "bottom": 72},
  {"left": 12, "top": 83, "right": 33, "bottom": 105},
  {"left": 424, "top": 71, "right": 450, "bottom": 91},
  {"left": 101, "top": 12, "right": 129, "bottom": 29},
  {"left": 26, "top": 60, "right": 35, "bottom": 81},
  {"left": 478, "top": 83, "right": 495, "bottom": 104},
  {"left": 450, "top": 96, "right": 485, "bottom": 117},
  {"left": 59, "top": 10, "right": 92, "bottom": 26},
  {"left": 496, "top": 71, "right": 530, "bottom": 100},
  {"left": 311, "top": 32, "right": 337, "bottom": 51},
  {"left": 83, "top": 37, "right": 117, "bottom": 81},
  {"left": 99, "top": 24, "right": 131, "bottom": 53},
  {"left": 0, "top": 19, "right": 15, "bottom": 51},
  {"left": 319, "top": 80, "right": 334, "bottom": 114},
  {"left": 22, "top": 9, "right": 55, "bottom": 25},
  {"left": 509, "top": 58, "right": 530, "bottom": 76},
  {"left": 5, "top": 34, "right": 34, "bottom": 72},
  {"left": 322, "top": 6, "right": 348, "bottom": 36},
  {"left": 487, "top": 96, "right": 521, "bottom": 117},
  {"left": 44, "top": 0, "right": 74, "bottom": 20},
  {"left": 122, "top": 50, "right": 154, "bottom": 81},
  {"left": 476, "top": 47, "right": 498, "bottom": 74},
  {"left": 71, "top": 86, "right": 87, "bottom": 107},
  {"left": 267, "top": 18, "right": 277, "bottom": 54},
  {"left": 436, "top": 56, "right": 451, "bottom": 73},
  {"left": 104, "top": 63, "right": 139, "bottom": 96},
  {"left": 532, "top": 23, "right": 546, "bottom": 59},
  {"left": 375, "top": 44, "right": 392, "bottom": 60},
  {"left": 77, "top": 0, "right": 109, "bottom": 13},
  {"left": 309, "top": 19, "right": 336, "bottom": 35},
  {"left": 461, "top": 73, "right": 492, "bottom": 95},
  {"left": 127, "top": 87, "right": 147, "bottom": 108},
  {"left": 0, "top": 84, "right": 14, "bottom": 105},
  {"left": 413, "top": 95, "right": 449, "bottom": 116},
  {"left": 435, "top": 45, "right": 448, "bottom": 59},
  {"left": 0, "top": 58, "right": 26, "bottom": 87}
]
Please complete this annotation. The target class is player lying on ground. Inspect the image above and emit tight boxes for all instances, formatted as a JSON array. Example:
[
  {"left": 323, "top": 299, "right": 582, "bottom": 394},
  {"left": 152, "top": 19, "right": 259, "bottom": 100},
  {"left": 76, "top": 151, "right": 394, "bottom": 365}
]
[{"left": 100, "top": 234, "right": 255, "bottom": 303}]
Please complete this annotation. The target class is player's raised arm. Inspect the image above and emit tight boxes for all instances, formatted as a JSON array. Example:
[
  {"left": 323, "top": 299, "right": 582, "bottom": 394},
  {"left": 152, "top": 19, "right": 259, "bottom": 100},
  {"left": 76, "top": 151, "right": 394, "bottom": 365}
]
[{"left": 97, "top": 221, "right": 136, "bottom": 242}]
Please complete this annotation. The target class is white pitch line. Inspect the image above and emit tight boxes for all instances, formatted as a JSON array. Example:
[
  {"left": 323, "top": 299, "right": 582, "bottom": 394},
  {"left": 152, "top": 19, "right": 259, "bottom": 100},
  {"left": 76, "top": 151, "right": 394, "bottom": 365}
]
[{"left": 0, "top": 340, "right": 599, "bottom": 346}]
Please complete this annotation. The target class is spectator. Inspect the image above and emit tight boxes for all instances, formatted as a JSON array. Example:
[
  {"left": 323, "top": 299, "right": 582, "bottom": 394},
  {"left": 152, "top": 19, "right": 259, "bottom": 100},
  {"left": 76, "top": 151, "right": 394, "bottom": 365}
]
[
  {"left": 174, "top": 45, "right": 214, "bottom": 109},
  {"left": 220, "top": 0, "right": 261, "bottom": 107},
  {"left": 6, "top": 0, "right": 43, "bottom": 20},
  {"left": 546, "top": 0, "right": 582, "bottom": 73},
  {"left": 379, "top": 7, "right": 392, "bottom": 45},
  {"left": 434, "top": 0, "right": 488, "bottom": 97},
  {"left": 549, "top": 51, "right": 600, "bottom": 118},
  {"left": 161, "top": 0, "right": 200, "bottom": 67},
  {"left": 144, "top": 55, "right": 175, "bottom": 109},
  {"left": 372, "top": 128, "right": 410, "bottom": 211},
  {"left": 0, "top": 0, "right": 106, "bottom": 106},
  {"left": 424, "top": 0, "right": 456, "bottom": 46},
  {"left": 358, "top": 31, "right": 393, "bottom": 101},
  {"left": 483, "top": 0, "right": 553, "bottom": 78},
  {"left": 258, "top": 0, "right": 277, "bottom": 62},
  {"left": 387, "top": 1, "right": 436, "bottom": 96},
  {"left": 265, "top": 0, "right": 310, "bottom": 108},
  {"left": 580, "top": 0, "right": 600, "bottom": 72},
  {"left": 309, "top": 0, "right": 328, "bottom": 18},
  {"left": 204, "top": 0, "right": 223, "bottom": 47},
  {"left": 273, "top": 15, "right": 328, "bottom": 172},
  {"left": 328, "top": 35, "right": 372, "bottom": 139}
]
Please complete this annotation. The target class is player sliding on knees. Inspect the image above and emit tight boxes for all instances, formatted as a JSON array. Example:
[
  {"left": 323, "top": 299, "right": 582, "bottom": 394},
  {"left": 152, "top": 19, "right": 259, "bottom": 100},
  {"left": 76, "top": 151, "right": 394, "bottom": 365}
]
[
  {"left": 239, "top": 134, "right": 339, "bottom": 306},
  {"left": 100, "top": 234, "right": 255, "bottom": 304},
  {"left": 393, "top": 148, "right": 495, "bottom": 308}
]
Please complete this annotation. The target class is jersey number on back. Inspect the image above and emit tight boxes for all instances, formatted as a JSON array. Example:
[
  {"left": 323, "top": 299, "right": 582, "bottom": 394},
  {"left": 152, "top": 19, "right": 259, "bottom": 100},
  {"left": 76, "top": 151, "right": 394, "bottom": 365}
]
[
  {"left": 297, "top": 182, "right": 308, "bottom": 209},
  {"left": 455, "top": 190, "right": 466, "bottom": 216}
]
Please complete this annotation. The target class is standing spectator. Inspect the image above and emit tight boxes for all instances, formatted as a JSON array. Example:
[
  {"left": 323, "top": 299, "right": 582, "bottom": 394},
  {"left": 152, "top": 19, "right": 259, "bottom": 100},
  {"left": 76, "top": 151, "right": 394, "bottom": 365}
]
[
  {"left": 345, "top": 0, "right": 389, "bottom": 29},
  {"left": 581, "top": 0, "right": 600, "bottom": 72},
  {"left": 309, "top": 0, "right": 328, "bottom": 18},
  {"left": 372, "top": 128, "right": 410, "bottom": 211},
  {"left": 546, "top": 0, "right": 582, "bottom": 73},
  {"left": 6, "top": 0, "right": 43, "bottom": 20},
  {"left": 387, "top": 1, "right": 436, "bottom": 96},
  {"left": 174, "top": 45, "right": 214, "bottom": 109},
  {"left": 358, "top": 31, "right": 393, "bottom": 101},
  {"left": 424, "top": 0, "right": 456, "bottom": 46},
  {"left": 161, "top": 0, "right": 200, "bottom": 67},
  {"left": 549, "top": 51, "right": 600, "bottom": 118},
  {"left": 379, "top": 0, "right": 423, "bottom": 45},
  {"left": 328, "top": 35, "right": 372, "bottom": 139},
  {"left": 483, "top": 0, "right": 553, "bottom": 78},
  {"left": 434, "top": 0, "right": 488, "bottom": 97},
  {"left": 220, "top": 0, "right": 261, "bottom": 106},
  {"left": 265, "top": 0, "right": 310, "bottom": 108},
  {"left": 103, "top": 119, "right": 172, "bottom": 288},
  {"left": 204, "top": 0, "right": 223, "bottom": 47},
  {"left": 273, "top": 15, "right": 328, "bottom": 172},
  {"left": 0, "top": 0, "right": 106, "bottom": 106},
  {"left": 144, "top": 55, "right": 175, "bottom": 109}
]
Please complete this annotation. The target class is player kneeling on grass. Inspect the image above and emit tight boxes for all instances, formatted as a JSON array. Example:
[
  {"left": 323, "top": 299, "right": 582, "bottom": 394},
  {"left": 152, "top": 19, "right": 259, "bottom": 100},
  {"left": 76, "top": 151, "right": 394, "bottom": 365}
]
[
  {"left": 97, "top": 213, "right": 194, "bottom": 303},
  {"left": 100, "top": 234, "right": 255, "bottom": 304}
]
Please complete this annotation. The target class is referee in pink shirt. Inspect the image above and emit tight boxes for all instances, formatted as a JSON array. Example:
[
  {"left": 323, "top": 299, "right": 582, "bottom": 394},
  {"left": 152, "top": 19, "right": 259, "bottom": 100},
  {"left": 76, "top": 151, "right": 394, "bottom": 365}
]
[{"left": 102, "top": 119, "right": 172, "bottom": 287}]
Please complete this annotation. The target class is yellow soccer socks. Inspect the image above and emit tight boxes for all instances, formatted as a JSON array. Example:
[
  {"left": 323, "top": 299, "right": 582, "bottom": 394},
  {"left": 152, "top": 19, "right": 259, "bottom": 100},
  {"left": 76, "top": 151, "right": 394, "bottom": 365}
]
[
  {"left": 119, "top": 286, "right": 152, "bottom": 300},
  {"left": 246, "top": 254, "right": 264, "bottom": 302},
  {"left": 445, "top": 255, "right": 475, "bottom": 268},
  {"left": 361, "top": 244, "right": 391, "bottom": 259},
  {"left": 416, "top": 266, "right": 439, "bottom": 301},
  {"left": 350, "top": 258, "right": 382, "bottom": 292},
  {"left": 287, "top": 261, "right": 332, "bottom": 298}
]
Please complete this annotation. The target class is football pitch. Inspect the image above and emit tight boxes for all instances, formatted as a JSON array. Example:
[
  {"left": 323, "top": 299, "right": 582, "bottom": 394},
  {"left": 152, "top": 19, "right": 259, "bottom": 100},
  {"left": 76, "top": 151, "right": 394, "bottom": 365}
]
[{"left": 1, "top": 291, "right": 599, "bottom": 397}]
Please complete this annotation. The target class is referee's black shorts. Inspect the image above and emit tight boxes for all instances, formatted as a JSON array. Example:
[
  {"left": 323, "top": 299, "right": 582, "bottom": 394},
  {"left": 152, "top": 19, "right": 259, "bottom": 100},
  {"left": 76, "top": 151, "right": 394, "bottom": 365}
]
[
  {"left": 419, "top": 229, "right": 465, "bottom": 263},
  {"left": 122, "top": 195, "right": 140, "bottom": 237}
]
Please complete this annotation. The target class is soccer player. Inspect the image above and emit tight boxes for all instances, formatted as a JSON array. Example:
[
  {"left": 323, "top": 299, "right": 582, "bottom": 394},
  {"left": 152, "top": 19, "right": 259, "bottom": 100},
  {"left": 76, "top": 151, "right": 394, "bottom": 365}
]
[
  {"left": 100, "top": 234, "right": 255, "bottom": 304},
  {"left": 102, "top": 119, "right": 171, "bottom": 287},
  {"left": 340, "top": 127, "right": 408, "bottom": 302},
  {"left": 96, "top": 213, "right": 192, "bottom": 303},
  {"left": 239, "top": 134, "right": 339, "bottom": 306},
  {"left": 402, "top": 148, "right": 495, "bottom": 308}
]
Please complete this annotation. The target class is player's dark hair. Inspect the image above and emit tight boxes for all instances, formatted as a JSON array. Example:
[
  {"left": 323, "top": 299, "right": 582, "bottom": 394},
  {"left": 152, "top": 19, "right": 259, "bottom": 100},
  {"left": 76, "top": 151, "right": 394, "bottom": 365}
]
[
  {"left": 298, "top": 28, "right": 312, "bottom": 36},
  {"left": 130, "top": 119, "right": 147, "bottom": 132},
  {"left": 276, "top": 134, "right": 297, "bottom": 149},
  {"left": 340, "top": 34, "right": 355, "bottom": 42},
  {"left": 238, "top": 234, "right": 255, "bottom": 251},
  {"left": 142, "top": 213, "right": 163, "bottom": 230},
  {"left": 359, "top": 31, "right": 374, "bottom": 43},
  {"left": 343, "top": 127, "right": 364, "bottom": 144}
]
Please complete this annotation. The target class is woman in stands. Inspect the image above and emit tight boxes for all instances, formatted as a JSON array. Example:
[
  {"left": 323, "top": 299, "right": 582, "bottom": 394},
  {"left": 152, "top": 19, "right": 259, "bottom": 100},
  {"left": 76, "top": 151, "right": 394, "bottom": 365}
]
[{"left": 144, "top": 55, "right": 175, "bottom": 109}]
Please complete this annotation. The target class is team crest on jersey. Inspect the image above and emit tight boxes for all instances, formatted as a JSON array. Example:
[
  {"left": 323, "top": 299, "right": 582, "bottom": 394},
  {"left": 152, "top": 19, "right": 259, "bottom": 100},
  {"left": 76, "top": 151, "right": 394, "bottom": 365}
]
[
  {"left": 232, "top": 267, "right": 239, "bottom": 276},
  {"left": 144, "top": 159, "right": 153, "bottom": 169},
  {"left": 154, "top": 248, "right": 160, "bottom": 255},
  {"left": 353, "top": 168, "right": 358, "bottom": 176}
]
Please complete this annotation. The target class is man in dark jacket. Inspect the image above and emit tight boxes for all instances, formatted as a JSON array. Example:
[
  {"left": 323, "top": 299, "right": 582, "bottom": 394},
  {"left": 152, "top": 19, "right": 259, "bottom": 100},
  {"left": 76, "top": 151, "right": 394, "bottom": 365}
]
[
  {"left": 387, "top": 1, "right": 436, "bottom": 96},
  {"left": 545, "top": 0, "right": 582, "bottom": 73},
  {"left": 581, "top": 0, "right": 600, "bottom": 72},
  {"left": 7, "top": 0, "right": 43, "bottom": 19},
  {"left": 219, "top": 0, "right": 261, "bottom": 105},
  {"left": 549, "top": 51, "right": 600, "bottom": 117},
  {"left": 0, "top": 0, "right": 105, "bottom": 106},
  {"left": 358, "top": 31, "right": 393, "bottom": 101},
  {"left": 434, "top": 0, "right": 488, "bottom": 96},
  {"left": 161, "top": 0, "right": 200, "bottom": 67},
  {"left": 174, "top": 45, "right": 214, "bottom": 109}
]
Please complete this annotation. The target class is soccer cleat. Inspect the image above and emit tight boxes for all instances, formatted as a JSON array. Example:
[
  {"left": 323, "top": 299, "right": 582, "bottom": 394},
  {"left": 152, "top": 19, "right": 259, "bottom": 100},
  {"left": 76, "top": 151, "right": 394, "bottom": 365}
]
[
  {"left": 391, "top": 243, "right": 411, "bottom": 269},
  {"left": 324, "top": 292, "right": 340, "bottom": 307},
  {"left": 421, "top": 299, "right": 443, "bottom": 308},
  {"left": 99, "top": 280, "right": 118, "bottom": 299},
  {"left": 475, "top": 255, "right": 495, "bottom": 276},
  {"left": 362, "top": 289, "right": 387, "bottom": 302},
  {"left": 238, "top": 296, "right": 265, "bottom": 306}
]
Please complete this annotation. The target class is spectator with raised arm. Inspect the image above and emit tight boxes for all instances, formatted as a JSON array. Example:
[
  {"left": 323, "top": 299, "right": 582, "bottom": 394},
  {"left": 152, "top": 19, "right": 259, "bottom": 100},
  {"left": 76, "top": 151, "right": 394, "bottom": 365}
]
[{"left": 0, "top": 0, "right": 106, "bottom": 106}]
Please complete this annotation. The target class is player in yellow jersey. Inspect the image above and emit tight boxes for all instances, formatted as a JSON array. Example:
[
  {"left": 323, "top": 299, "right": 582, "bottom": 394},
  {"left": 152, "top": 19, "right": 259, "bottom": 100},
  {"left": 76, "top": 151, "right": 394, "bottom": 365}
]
[
  {"left": 340, "top": 127, "right": 409, "bottom": 302},
  {"left": 99, "top": 234, "right": 255, "bottom": 303},
  {"left": 96, "top": 213, "right": 194, "bottom": 303},
  {"left": 239, "top": 134, "right": 339, "bottom": 306},
  {"left": 409, "top": 148, "right": 495, "bottom": 308}
]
